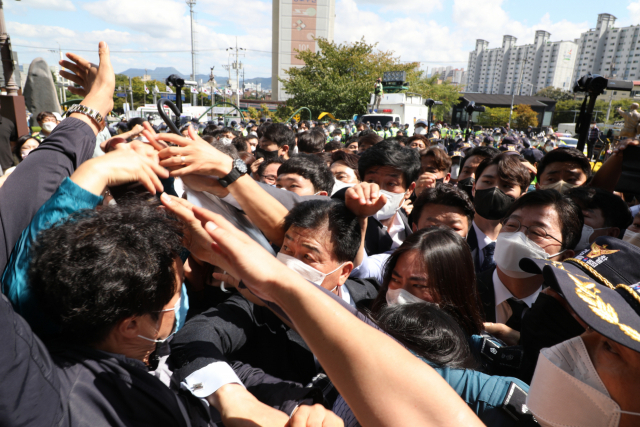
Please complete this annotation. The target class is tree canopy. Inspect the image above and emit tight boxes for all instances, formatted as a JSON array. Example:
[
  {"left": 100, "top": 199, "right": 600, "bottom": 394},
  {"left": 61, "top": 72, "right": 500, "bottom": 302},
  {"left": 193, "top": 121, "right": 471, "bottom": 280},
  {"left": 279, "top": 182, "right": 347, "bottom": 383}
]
[
  {"left": 534, "top": 86, "right": 574, "bottom": 101},
  {"left": 281, "top": 38, "right": 461, "bottom": 120}
]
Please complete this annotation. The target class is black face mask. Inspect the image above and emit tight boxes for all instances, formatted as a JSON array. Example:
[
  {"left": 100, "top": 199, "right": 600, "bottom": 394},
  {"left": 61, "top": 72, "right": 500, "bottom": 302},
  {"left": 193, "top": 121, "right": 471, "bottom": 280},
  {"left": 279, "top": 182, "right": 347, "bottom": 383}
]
[
  {"left": 473, "top": 187, "right": 515, "bottom": 221},
  {"left": 254, "top": 146, "right": 279, "bottom": 161},
  {"left": 457, "top": 177, "right": 474, "bottom": 200}
]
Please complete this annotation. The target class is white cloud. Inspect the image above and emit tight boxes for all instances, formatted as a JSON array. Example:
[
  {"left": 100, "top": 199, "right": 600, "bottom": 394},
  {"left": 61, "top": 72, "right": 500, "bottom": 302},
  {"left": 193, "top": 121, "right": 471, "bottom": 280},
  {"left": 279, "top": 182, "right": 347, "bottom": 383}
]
[
  {"left": 351, "top": 0, "right": 442, "bottom": 14},
  {"left": 627, "top": 1, "right": 640, "bottom": 25},
  {"left": 8, "top": 22, "right": 76, "bottom": 39},
  {"left": 15, "top": 0, "right": 76, "bottom": 11}
]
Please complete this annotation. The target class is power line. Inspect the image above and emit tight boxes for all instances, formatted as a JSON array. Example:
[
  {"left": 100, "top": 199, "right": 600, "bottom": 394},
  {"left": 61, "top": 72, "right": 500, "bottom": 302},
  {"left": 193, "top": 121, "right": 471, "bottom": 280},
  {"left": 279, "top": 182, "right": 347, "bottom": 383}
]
[{"left": 13, "top": 44, "right": 227, "bottom": 54}]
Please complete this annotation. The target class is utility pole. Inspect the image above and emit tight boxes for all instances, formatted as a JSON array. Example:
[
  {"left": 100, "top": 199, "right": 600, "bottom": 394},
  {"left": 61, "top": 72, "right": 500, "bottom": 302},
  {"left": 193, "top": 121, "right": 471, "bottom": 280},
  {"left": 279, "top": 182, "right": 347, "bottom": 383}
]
[
  {"left": 129, "top": 76, "right": 134, "bottom": 113},
  {"left": 186, "top": 0, "right": 197, "bottom": 106},
  {"left": 509, "top": 57, "right": 526, "bottom": 128},
  {"left": 605, "top": 66, "right": 616, "bottom": 123},
  {"left": 227, "top": 37, "right": 245, "bottom": 110}
]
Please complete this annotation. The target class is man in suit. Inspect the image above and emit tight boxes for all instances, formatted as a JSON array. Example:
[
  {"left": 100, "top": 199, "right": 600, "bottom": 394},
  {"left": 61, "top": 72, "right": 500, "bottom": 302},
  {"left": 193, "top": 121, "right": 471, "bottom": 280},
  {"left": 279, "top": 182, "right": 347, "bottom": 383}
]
[
  {"left": 168, "top": 199, "right": 379, "bottom": 401},
  {"left": 467, "top": 152, "right": 531, "bottom": 275},
  {"left": 476, "top": 190, "right": 582, "bottom": 331},
  {"left": 352, "top": 141, "right": 420, "bottom": 256}
]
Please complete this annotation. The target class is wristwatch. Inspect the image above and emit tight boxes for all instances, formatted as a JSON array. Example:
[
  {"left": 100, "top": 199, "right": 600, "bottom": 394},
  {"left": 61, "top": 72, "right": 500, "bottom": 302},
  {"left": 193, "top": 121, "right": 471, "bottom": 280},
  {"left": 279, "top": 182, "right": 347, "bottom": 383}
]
[
  {"left": 66, "top": 104, "right": 106, "bottom": 130},
  {"left": 219, "top": 158, "right": 248, "bottom": 188}
]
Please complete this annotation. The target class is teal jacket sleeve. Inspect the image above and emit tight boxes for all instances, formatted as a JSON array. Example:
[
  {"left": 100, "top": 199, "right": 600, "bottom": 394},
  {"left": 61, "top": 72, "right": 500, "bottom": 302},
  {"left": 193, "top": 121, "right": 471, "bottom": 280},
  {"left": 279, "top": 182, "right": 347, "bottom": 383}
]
[{"left": 1, "top": 177, "right": 102, "bottom": 333}]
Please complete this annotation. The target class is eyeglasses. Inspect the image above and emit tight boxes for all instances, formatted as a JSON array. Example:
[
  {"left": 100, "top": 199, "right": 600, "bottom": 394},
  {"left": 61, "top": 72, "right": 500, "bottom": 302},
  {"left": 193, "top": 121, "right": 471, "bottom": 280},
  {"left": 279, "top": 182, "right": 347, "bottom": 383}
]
[{"left": 501, "top": 217, "right": 563, "bottom": 247}]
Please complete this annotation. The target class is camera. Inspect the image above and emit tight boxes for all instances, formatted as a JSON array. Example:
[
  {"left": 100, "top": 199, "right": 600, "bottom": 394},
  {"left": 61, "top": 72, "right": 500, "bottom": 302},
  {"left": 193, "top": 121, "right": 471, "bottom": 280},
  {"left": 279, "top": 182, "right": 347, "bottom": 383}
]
[
  {"left": 573, "top": 73, "right": 633, "bottom": 95},
  {"left": 425, "top": 98, "right": 443, "bottom": 107},
  {"left": 465, "top": 101, "right": 485, "bottom": 114},
  {"left": 166, "top": 74, "right": 185, "bottom": 88}
]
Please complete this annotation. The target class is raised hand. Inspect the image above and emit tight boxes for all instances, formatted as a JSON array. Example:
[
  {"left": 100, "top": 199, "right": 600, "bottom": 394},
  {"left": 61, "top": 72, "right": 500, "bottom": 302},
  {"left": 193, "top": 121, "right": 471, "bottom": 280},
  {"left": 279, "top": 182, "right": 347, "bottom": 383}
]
[
  {"left": 344, "top": 182, "right": 386, "bottom": 218},
  {"left": 59, "top": 41, "right": 115, "bottom": 120},
  {"left": 414, "top": 172, "right": 438, "bottom": 196}
]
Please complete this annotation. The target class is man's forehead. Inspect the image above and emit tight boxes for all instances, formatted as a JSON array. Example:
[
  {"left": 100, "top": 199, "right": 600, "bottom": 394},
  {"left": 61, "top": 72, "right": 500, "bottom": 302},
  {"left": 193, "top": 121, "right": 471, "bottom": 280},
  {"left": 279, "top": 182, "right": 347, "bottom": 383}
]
[
  {"left": 510, "top": 205, "right": 560, "bottom": 230},
  {"left": 285, "top": 225, "right": 332, "bottom": 251},
  {"left": 420, "top": 204, "right": 466, "bottom": 223},
  {"left": 544, "top": 161, "right": 585, "bottom": 175},
  {"left": 277, "top": 173, "right": 307, "bottom": 184}
]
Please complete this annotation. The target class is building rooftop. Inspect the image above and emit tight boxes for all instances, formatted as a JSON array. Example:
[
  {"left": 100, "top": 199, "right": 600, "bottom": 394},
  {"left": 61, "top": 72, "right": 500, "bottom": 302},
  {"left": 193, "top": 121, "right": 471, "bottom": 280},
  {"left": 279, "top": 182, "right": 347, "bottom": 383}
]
[{"left": 460, "top": 93, "right": 557, "bottom": 107}]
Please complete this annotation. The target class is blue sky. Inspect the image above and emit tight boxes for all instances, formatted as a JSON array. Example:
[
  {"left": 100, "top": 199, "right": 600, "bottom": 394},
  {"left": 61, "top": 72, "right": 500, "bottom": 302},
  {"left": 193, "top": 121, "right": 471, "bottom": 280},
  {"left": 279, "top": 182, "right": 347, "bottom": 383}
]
[{"left": 8, "top": 0, "right": 640, "bottom": 80}]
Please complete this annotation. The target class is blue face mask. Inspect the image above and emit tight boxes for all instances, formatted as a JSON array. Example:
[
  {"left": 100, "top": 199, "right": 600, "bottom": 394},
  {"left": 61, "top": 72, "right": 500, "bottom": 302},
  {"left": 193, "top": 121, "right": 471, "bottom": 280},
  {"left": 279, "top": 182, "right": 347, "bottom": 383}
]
[{"left": 138, "top": 297, "right": 181, "bottom": 344}]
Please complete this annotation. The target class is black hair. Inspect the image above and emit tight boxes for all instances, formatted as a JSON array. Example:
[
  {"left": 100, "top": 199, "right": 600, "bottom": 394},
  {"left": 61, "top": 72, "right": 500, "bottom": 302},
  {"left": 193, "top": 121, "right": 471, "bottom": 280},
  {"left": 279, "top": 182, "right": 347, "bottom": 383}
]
[
  {"left": 278, "top": 154, "right": 335, "bottom": 194},
  {"left": 372, "top": 227, "right": 484, "bottom": 337},
  {"left": 474, "top": 152, "right": 531, "bottom": 193},
  {"left": 209, "top": 140, "right": 239, "bottom": 159},
  {"left": 568, "top": 187, "right": 633, "bottom": 231},
  {"left": 358, "top": 141, "right": 421, "bottom": 189},
  {"left": 412, "top": 184, "right": 474, "bottom": 232},
  {"left": 127, "top": 117, "right": 146, "bottom": 130},
  {"left": 459, "top": 146, "right": 500, "bottom": 170},
  {"left": 503, "top": 189, "right": 584, "bottom": 250},
  {"left": 283, "top": 199, "right": 361, "bottom": 263},
  {"left": 202, "top": 124, "right": 218, "bottom": 137},
  {"left": 263, "top": 123, "right": 295, "bottom": 148},
  {"left": 36, "top": 111, "right": 55, "bottom": 123},
  {"left": 374, "top": 303, "right": 477, "bottom": 369},
  {"left": 324, "top": 141, "right": 343, "bottom": 152},
  {"left": 537, "top": 147, "right": 592, "bottom": 181},
  {"left": 29, "top": 197, "right": 184, "bottom": 346},
  {"left": 297, "top": 130, "right": 326, "bottom": 154},
  {"left": 420, "top": 147, "right": 452, "bottom": 173},
  {"left": 330, "top": 150, "right": 360, "bottom": 180},
  {"left": 232, "top": 136, "right": 250, "bottom": 152},
  {"left": 257, "top": 157, "right": 285, "bottom": 178},
  {"left": 13, "top": 134, "right": 39, "bottom": 160}
]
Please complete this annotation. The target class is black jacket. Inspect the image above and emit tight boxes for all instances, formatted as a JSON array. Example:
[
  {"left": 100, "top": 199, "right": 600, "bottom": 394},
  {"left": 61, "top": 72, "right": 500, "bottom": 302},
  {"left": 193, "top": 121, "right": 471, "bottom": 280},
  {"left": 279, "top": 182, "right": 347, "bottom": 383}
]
[
  {"left": 169, "top": 279, "right": 379, "bottom": 386},
  {"left": 475, "top": 267, "right": 497, "bottom": 323},
  {"left": 0, "top": 293, "right": 208, "bottom": 427},
  {"left": 466, "top": 224, "right": 482, "bottom": 273}
]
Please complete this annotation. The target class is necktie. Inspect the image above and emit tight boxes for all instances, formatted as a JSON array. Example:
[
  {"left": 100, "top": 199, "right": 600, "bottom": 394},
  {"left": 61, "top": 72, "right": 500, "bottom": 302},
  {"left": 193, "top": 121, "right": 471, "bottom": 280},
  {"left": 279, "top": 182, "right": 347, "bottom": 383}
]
[
  {"left": 480, "top": 242, "right": 496, "bottom": 272},
  {"left": 505, "top": 298, "right": 526, "bottom": 331}
]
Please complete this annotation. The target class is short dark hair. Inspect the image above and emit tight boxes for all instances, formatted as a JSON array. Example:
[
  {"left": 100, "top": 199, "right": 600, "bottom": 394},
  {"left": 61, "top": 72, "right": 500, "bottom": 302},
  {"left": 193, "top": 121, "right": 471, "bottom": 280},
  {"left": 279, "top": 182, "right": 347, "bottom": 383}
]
[
  {"left": 330, "top": 150, "right": 360, "bottom": 180},
  {"left": 459, "top": 146, "right": 500, "bottom": 170},
  {"left": 278, "top": 154, "right": 335, "bottom": 194},
  {"left": 36, "top": 111, "right": 55, "bottom": 123},
  {"left": 263, "top": 123, "right": 295, "bottom": 148},
  {"left": 231, "top": 136, "right": 250, "bottom": 152},
  {"left": 373, "top": 227, "right": 484, "bottom": 337},
  {"left": 324, "top": 140, "right": 343, "bottom": 152},
  {"left": 503, "top": 189, "right": 584, "bottom": 250},
  {"left": 257, "top": 157, "right": 285, "bottom": 178},
  {"left": 412, "top": 184, "right": 474, "bottom": 231},
  {"left": 568, "top": 187, "right": 633, "bottom": 231},
  {"left": 297, "top": 130, "right": 326, "bottom": 154},
  {"left": 202, "top": 124, "right": 218, "bottom": 137},
  {"left": 474, "top": 152, "right": 531, "bottom": 193},
  {"left": 537, "top": 147, "right": 592, "bottom": 181},
  {"left": 420, "top": 147, "right": 452, "bottom": 172},
  {"left": 29, "top": 197, "right": 184, "bottom": 346},
  {"left": 358, "top": 132, "right": 383, "bottom": 149},
  {"left": 127, "top": 117, "right": 147, "bottom": 130},
  {"left": 358, "top": 141, "right": 421, "bottom": 189},
  {"left": 283, "top": 199, "right": 361, "bottom": 263},
  {"left": 374, "top": 303, "right": 476, "bottom": 369}
]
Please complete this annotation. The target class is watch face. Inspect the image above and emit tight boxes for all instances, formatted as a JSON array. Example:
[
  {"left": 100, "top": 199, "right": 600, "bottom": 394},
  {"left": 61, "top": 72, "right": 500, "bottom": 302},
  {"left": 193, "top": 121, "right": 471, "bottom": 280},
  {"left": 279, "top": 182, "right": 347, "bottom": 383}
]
[{"left": 235, "top": 158, "right": 248, "bottom": 174}]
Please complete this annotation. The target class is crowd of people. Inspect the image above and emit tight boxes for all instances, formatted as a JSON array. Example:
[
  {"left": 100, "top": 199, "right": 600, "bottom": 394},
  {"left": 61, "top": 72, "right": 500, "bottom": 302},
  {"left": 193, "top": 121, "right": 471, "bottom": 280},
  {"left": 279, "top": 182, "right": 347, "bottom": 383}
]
[{"left": 1, "top": 41, "right": 640, "bottom": 427}]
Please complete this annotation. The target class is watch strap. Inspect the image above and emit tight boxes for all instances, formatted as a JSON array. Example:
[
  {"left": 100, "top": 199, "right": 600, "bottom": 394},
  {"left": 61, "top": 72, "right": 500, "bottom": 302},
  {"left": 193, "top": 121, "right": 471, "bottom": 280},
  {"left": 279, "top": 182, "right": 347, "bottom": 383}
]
[
  {"left": 66, "top": 104, "right": 105, "bottom": 129},
  {"left": 219, "top": 168, "right": 242, "bottom": 188}
]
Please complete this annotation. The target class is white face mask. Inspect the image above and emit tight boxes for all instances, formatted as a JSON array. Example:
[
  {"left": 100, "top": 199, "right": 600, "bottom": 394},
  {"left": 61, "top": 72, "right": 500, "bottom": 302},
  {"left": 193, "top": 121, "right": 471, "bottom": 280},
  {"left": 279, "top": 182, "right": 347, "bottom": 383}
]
[
  {"left": 386, "top": 288, "right": 424, "bottom": 306},
  {"left": 539, "top": 180, "right": 578, "bottom": 194},
  {"left": 450, "top": 163, "right": 460, "bottom": 180},
  {"left": 528, "top": 336, "right": 640, "bottom": 427},
  {"left": 415, "top": 127, "right": 427, "bottom": 135},
  {"left": 333, "top": 136, "right": 341, "bottom": 142},
  {"left": 575, "top": 225, "right": 608, "bottom": 252},
  {"left": 276, "top": 252, "right": 343, "bottom": 287},
  {"left": 623, "top": 229, "right": 640, "bottom": 248},
  {"left": 21, "top": 149, "right": 34, "bottom": 159},
  {"left": 373, "top": 189, "right": 406, "bottom": 222},
  {"left": 494, "top": 232, "right": 564, "bottom": 278},
  {"left": 41, "top": 122, "right": 57, "bottom": 133},
  {"left": 331, "top": 178, "right": 356, "bottom": 195},
  {"left": 137, "top": 297, "right": 181, "bottom": 344},
  {"left": 219, "top": 137, "right": 233, "bottom": 146}
]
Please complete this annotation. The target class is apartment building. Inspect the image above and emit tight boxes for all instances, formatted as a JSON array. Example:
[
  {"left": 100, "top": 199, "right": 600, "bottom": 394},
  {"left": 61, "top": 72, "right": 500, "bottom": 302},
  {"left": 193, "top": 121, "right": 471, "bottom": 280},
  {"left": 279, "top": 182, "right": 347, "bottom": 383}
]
[{"left": 466, "top": 31, "right": 578, "bottom": 95}]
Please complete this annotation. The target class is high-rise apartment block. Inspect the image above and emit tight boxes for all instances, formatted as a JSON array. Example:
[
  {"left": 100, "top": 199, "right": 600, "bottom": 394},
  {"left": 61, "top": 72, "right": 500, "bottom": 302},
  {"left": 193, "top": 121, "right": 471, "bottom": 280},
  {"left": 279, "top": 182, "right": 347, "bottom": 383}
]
[
  {"left": 430, "top": 66, "right": 466, "bottom": 85},
  {"left": 572, "top": 13, "right": 640, "bottom": 82},
  {"left": 465, "top": 31, "right": 577, "bottom": 95}
]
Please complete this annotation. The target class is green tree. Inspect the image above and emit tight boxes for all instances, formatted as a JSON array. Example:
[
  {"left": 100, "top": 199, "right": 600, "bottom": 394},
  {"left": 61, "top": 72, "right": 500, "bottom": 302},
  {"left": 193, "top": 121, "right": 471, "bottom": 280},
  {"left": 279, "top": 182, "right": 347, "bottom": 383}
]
[
  {"left": 476, "top": 107, "right": 511, "bottom": 128},
  {"left": 281, "top": 37, "right": 421, "bottom": 119},
  {"left": 409, "top": 74, "right": 462, "bottom": 121},
  {"left": 535, "top": 86, "right": 574, "bottom": 101},
  {"left": 513, "top": 104, "right": 539, "bottom": 129}
]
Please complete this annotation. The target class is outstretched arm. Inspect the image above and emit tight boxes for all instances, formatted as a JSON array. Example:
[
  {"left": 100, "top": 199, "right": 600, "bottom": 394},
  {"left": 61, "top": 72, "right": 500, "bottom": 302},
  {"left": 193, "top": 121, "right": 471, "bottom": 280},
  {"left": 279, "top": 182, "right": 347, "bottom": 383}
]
[{"left": 161, "top": 194, "right": 483, "bottom": 427}]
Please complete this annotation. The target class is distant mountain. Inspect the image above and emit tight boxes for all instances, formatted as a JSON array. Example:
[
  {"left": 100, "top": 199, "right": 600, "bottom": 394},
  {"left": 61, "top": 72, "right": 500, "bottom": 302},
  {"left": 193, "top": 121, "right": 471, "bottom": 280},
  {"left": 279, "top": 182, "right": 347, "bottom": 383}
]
[{"left": 117, "top": 67, "right": 271, "bottom": 89}]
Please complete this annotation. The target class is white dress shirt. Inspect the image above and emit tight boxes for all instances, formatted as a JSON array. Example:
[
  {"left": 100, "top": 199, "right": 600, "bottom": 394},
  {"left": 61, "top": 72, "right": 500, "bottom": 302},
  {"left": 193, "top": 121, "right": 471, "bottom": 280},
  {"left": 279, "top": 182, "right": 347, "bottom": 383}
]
[
  {"left": 472, "top": 221, "right": 495, "bottom": 266},
  {"left": 492, "top": 269, "right": 542, "bottom": 324}
]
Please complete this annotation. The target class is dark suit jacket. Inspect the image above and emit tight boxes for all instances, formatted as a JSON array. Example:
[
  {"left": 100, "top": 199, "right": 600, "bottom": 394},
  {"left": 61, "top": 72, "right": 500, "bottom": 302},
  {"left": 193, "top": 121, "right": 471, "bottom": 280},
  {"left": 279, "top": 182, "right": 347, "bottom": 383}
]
[
  {"left": 169, "top": 278, "right": 379, "bottom": 386},
  {"left": 466, "top": 224, "right": 482, "bottom": 273},
  {"left": 475, "top": 267, "right": 497, "bottom": 323}
]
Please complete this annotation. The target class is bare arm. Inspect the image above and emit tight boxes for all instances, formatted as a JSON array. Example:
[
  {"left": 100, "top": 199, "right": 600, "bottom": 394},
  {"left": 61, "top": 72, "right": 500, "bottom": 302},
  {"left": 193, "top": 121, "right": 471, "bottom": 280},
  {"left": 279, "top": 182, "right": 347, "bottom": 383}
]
[{"left": 161, "top": 195, "right": 483, "bottom": 427}]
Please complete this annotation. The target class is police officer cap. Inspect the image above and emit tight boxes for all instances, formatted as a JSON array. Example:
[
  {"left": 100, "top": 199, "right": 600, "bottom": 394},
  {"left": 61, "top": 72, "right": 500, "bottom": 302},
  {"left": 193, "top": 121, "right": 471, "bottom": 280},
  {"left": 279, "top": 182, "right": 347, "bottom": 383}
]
[
  {"left": 384, "top": 122, "right": 391, "bottom": 128},
  {"left": 483, "top": 136, "right": 494, "bottom": 144},
  {"left": 231, "top": 120, "right": 237, "bottom": 126}
]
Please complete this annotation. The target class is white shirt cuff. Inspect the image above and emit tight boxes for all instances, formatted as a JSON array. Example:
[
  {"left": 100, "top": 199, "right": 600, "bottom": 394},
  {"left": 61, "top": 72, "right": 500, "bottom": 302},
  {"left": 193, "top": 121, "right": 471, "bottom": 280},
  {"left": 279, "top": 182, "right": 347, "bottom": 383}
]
[{"left": 181, "top": 361, "right": 244, "bottom": 398}]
